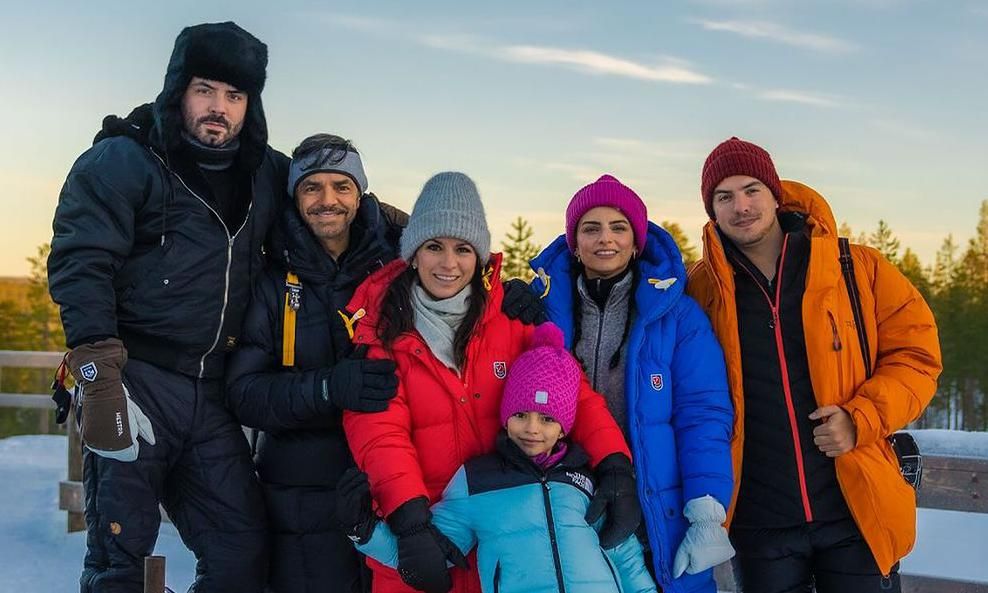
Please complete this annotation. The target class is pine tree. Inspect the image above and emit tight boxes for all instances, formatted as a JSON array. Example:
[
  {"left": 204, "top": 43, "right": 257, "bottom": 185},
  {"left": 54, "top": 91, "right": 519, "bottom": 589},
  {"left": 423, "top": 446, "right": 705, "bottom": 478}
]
[
  {"left": 931, "top": 235, "right": 958, "bottom": 293},
  {"left": 25, "top": 243, "right": 64, "bottom": 351},
  {"left": 868, "top": 219, "right": 901, "bottom": 264},
  {"left": 897, "top": 248, "right": 931, "bottom": 300},
  {"left": 660, "top": 220, "right": 699, "bottom": 267},
  {"left": 500, "top": 217, "right": 541, "bottom": 281}
]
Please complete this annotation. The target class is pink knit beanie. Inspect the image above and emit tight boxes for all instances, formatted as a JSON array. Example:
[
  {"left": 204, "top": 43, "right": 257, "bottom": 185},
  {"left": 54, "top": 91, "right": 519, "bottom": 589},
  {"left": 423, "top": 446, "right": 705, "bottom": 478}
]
[
  {"left": 565, "top": 174, "right": 648, "bottom": 254},
  {"left": 499, "top": 323, "right": 582, "bottom": 434}
]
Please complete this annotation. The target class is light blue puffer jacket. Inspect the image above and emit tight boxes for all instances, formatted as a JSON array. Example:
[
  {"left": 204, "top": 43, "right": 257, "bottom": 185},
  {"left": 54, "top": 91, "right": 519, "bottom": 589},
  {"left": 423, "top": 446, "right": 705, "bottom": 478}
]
[{"left": 358, "top": 435, "right": 657, "bottom": 593}]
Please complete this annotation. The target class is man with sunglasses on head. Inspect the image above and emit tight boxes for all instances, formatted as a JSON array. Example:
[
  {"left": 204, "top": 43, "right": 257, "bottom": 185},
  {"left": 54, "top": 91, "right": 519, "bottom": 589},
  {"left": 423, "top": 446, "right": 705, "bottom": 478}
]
[
  {"left": 225, "top": 134, "right": 406, "bottom": 593},
  {"left": 49, "top": 22, "right": 286, "bottom": 593}
]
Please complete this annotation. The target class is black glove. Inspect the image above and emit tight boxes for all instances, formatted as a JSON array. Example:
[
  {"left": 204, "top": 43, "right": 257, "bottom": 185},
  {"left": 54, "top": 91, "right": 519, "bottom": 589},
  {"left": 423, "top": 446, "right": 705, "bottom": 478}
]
[
  {"left": 319, "top": 345, "right": 398, "bottom": 413},
  {"left": 501, "top": 278, "right": 546, "bottom": 325},
  {"left": 336, "top": 468, "right": 378, "bottom": 544},
  {"left": 388, "top": 497, "right": 468, "bottom": 593},
  {"left": 585, "top": 453, "right": 642, "bottom": 549}
]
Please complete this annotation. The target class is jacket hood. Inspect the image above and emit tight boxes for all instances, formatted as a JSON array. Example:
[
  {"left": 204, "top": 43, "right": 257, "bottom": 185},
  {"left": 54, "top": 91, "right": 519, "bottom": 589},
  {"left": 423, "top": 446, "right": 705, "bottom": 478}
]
[
  {"left": 270, "top": 193, "right": 397, "bottom": 285},
  {"left": 93, "top": 103, "right": 155, "bottom": 146},
  {"left": 529, "top": 221, "right": 687, "bottom": 348},
  {"left": 701, "top": 180, "right": 839, "bottom": 251},
  {"left": 777, "top": 180, "right": 838, "bottom": 238},
  {"left": 151, "top": 22, "right": 269, "bottom": 171}
]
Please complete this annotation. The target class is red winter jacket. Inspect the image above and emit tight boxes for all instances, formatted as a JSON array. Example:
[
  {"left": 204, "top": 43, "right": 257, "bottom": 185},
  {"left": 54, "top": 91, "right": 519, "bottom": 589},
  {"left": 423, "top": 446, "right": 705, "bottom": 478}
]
[{"left": 343, "top": 254, "right": 630, "bottom": 593}]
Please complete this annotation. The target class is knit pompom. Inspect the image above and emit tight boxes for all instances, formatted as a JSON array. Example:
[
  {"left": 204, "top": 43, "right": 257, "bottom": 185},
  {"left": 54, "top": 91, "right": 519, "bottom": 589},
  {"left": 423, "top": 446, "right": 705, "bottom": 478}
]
[{"left": 532, "top": 322, "right": 565, "bottom": 350}]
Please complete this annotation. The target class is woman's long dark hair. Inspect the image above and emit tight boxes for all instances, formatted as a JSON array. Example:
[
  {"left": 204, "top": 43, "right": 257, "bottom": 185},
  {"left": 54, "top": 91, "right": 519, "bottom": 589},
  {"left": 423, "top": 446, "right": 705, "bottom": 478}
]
[{"left": 377, "top": 259, "right": 489, "bottom": 369}]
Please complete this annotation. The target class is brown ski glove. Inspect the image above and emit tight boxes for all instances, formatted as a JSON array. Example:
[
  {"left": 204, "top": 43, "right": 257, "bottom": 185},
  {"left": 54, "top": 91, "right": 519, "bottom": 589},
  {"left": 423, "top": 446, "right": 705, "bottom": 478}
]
[{"left": 67, "top": 338, "right": 155, "bottom": 462}]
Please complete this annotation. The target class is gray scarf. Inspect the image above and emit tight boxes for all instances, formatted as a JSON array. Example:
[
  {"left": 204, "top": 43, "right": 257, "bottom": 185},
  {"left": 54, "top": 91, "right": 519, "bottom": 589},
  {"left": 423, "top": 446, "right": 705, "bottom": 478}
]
[{"left": 411, "top": 282, "right": 472, "bottom": 372}]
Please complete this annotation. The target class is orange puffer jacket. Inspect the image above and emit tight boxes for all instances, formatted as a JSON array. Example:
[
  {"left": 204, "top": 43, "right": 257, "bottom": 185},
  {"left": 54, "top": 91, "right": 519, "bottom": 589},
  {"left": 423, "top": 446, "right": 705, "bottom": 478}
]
[{"left": 687, "top": 180, "right": 941, "bottom": 575}]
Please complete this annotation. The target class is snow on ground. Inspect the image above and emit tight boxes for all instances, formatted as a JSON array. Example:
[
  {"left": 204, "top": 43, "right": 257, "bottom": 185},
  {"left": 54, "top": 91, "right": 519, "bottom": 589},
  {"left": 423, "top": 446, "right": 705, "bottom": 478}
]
[
  {"left": 0, "top": 435, "right": 195, "bottom": 593},
  {"left": 0, "top": 433, "right": 985, "bottom": 591},
  {"left": 908, "top": 428, "right": 988, "bottom": 459}
]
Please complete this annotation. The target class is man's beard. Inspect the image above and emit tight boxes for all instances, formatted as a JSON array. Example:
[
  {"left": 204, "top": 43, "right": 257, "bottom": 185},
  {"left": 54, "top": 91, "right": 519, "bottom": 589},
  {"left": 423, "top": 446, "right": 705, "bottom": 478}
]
[{"left": 185, "top": 114, "right": 242, "bottom": 147}]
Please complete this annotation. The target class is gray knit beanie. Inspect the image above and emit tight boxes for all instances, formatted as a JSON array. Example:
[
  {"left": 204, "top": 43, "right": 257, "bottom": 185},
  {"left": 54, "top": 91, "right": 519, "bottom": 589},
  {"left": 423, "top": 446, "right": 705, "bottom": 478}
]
[{"left": 400, "top": 172, "right": 491, "bottom": 264}]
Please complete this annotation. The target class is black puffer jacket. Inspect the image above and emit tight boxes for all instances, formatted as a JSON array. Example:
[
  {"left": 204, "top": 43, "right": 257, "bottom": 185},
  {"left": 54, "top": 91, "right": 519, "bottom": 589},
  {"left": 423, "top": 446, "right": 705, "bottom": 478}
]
[
  {"left": 49, "top": 63, "right": 287, "bottom": 379},
  {"left": 225, "top": 195, "right": 401, "bottom": 592}
]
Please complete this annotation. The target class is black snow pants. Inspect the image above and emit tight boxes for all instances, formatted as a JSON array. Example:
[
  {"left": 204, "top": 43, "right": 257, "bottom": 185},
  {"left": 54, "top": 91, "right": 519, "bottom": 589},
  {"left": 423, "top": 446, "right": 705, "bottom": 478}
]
[
  {"left": 730, "top": 517, "right": 900, "bottom": 593},
  {"left": 79, "top": 359, "right": 267, "bottom": 593}
]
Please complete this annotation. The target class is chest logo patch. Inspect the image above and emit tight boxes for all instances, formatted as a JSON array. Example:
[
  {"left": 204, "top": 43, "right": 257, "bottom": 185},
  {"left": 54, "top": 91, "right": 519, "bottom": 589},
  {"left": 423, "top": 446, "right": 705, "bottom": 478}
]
[
  {"left": 650, "top": 373, "right": 664, "bottom": 391},
  {"left": 566, "top": 471, "right": 595, "bottom": 496},
  {"left": 493, "top": 361, "right": 507, "bottom": 379}
]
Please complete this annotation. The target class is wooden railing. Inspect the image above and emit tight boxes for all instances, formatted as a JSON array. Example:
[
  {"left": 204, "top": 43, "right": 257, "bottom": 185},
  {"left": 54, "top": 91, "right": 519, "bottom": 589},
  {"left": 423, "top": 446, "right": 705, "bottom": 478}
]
[
  {"left": 712, "top": 454, "right": 988, "bottom": 592},
  {"left": 0, "top": 349, "right": 84, "bottom": 531},
  {"left": 2, "top": 350, "right": 986, "bottom": 592}
]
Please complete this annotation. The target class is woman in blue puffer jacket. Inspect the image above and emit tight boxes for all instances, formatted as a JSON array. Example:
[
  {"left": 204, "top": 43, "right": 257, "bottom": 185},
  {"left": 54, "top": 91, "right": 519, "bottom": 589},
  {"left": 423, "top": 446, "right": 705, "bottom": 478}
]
[
  {"left": 528, "top": 174, "right": 735, "bottom": 593},
  {"left": 337, "top": 323, "right": 656, "bottom": 593}
]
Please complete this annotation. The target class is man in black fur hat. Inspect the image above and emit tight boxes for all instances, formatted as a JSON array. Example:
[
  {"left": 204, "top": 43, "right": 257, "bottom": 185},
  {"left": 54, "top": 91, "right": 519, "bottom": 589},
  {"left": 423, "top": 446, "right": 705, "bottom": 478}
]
[{"left": 49, "top": 22, "right": 285, "bottom": 593}]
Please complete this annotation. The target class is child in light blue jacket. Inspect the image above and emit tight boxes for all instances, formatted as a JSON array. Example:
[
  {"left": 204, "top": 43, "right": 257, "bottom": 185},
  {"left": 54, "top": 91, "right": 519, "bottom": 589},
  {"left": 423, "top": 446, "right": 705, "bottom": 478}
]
[{"left": 337, "top": 323, "right": 657, "bottom": 593}]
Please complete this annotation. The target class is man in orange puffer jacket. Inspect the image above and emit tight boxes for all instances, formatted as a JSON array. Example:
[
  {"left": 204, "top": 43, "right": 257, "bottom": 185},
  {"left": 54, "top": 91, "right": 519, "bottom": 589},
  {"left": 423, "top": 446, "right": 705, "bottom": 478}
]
[{"left": 687, "top": 137, "right": 941, "bottom": 593}]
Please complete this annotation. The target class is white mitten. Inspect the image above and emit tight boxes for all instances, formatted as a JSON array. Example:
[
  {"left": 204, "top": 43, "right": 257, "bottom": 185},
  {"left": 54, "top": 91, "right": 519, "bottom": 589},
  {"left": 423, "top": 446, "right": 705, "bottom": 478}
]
[{"left": 672, "top": 495, "right": 735, "bottom": 578}]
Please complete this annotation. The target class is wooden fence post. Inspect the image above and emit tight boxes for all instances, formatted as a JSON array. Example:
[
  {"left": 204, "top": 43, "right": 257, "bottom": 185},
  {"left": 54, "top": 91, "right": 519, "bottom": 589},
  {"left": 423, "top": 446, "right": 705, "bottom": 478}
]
[
  {"left": 66, "top": 415, "right": 85, "bottom": 532},
  {"left": 143, "top": 555, "right": 166, "bottom": 593}
]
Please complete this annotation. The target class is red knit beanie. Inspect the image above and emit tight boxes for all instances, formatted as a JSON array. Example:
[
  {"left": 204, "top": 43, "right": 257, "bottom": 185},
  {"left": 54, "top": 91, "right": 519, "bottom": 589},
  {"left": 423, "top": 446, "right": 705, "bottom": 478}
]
[
  {"left": 499, "top": 323, "right": 581, "bottom": 435},
  {"left": 700, "top": 137, "right": 783, "bottom": 219}
]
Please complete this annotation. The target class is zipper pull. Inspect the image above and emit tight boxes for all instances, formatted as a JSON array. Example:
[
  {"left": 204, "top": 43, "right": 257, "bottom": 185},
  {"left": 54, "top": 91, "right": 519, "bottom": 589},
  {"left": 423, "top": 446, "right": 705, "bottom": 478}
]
[
  {"left": 828, "top": 314, "right": 842, "bottom": 351},
  {"left": 769, "top": 309, "right": 779, "bottom": 329}
]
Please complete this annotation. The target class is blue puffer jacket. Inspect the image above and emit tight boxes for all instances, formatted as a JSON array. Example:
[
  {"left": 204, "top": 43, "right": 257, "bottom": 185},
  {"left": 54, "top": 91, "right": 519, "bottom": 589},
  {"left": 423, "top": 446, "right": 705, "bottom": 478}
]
[
  {"left": 358, "top": 434, "right": 657, "bottom": 593},
  {"left": 529, "top": 223, "right": 734, "bottom": 593}
]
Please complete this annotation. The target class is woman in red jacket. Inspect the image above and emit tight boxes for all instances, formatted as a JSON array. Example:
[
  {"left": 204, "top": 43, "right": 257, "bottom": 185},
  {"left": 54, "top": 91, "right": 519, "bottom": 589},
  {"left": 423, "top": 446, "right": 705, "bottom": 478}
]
[{"left": 343, "top": 172, "right": 636, "bottom": 593}]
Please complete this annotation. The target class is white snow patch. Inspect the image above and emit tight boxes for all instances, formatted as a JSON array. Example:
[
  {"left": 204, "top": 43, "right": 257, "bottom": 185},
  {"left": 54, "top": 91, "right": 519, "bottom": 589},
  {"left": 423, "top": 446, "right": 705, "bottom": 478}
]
[
  {"left": 0, "top": 435, "right": 195, "bottom": 592},
  {"left": 1, "top": 432, "right": 987, "bottom": 590},
  {"left": 907, "top": 429, "right": 988, "bottom": 459},
  {"left": 902, "top": 508, "right": 988, "bottom": 583}
]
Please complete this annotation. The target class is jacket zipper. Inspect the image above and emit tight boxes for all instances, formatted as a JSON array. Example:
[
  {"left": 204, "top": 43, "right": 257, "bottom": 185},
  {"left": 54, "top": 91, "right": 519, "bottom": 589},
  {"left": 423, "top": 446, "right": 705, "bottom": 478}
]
[
  {"left": 150, "top": 149, "right": 255, "bottom": 378},
  {"left": 600, "top": 549, "right": 621, "bottom": 591},
  {"left": 540, "top": 476, "right": 567, "bottom": 593},
  {"left": 591, "top": 309, "right": 605, "bottom": 391},
  {"left": 828, "top": 312, "right": 845, "bottom": 401},
  {"left": 735, "top": 234, "right": 814, "bottom": 522}
]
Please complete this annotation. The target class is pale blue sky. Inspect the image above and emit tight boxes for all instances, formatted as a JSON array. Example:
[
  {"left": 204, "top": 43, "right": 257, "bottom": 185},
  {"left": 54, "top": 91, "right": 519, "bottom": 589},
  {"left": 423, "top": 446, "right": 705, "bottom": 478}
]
[{"left": 1, "top": 0, "right": 986, "bottom": 275}]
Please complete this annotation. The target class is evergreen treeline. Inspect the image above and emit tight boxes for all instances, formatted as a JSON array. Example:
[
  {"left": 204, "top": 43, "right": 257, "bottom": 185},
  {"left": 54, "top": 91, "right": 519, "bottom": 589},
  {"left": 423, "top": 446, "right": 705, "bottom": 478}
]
[{"left": 1, "top": 203, "right": 985, "bottom": 432}]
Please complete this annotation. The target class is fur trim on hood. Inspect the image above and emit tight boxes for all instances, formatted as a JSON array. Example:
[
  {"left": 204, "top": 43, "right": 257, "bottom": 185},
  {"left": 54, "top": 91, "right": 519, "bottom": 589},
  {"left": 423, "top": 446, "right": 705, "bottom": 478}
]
[{"left": 151, "top": 21, "right": 269, "bottom": 171}]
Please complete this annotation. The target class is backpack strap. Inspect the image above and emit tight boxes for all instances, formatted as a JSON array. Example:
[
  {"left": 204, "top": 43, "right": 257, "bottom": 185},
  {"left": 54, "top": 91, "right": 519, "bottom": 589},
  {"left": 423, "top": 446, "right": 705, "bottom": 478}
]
[
  {"left": 838, "top": 238, "right": 922, "bottom": 488},
  {"left": 282, "top": 272, "right": 302, "bottom": 367},
  {"left": 838, "top": 238, "right": 873, "bottom": 378}
]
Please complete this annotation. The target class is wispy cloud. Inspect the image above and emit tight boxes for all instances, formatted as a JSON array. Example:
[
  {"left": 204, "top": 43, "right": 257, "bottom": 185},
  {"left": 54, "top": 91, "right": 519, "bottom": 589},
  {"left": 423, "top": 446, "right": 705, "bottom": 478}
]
[
  {"left": 499, "top": 46, "right": 711, "bottom": 84},
  {"left": 421, "top": 34, "right": 712, "bottom": 84},
  {"left": 325, "top": 15, "right": 713, "bottom": 85},
  {"left": 690, "top": 18, "right": 858, "bottom": 53},
  {"left": 868, "top": 119, "right": 938, "bottom": 141},
  {"left": 591, "top": 137, "right": 706, "bottom": 161},
  {"left": 757, "top": 89, "right": 842, "bottom": 107}
]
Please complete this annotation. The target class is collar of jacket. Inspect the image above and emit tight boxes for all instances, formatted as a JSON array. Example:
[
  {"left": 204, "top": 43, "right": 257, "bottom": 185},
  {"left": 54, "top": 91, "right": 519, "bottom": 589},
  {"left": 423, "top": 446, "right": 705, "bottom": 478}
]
[
  {"left": 494, "top": 430, "right": 589, "bottom": 474},
  {"left": 345, "top": 252, "right": 506, "bottom": 351},
  {"left": 697, "top": 179, "right": 844, "bottom": 302},
  {"left": 273, "top": 193, "right": 393, "bottom": 285},
  {"left": 530, "top": 221, "right": 687, "bottom": 349}
]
